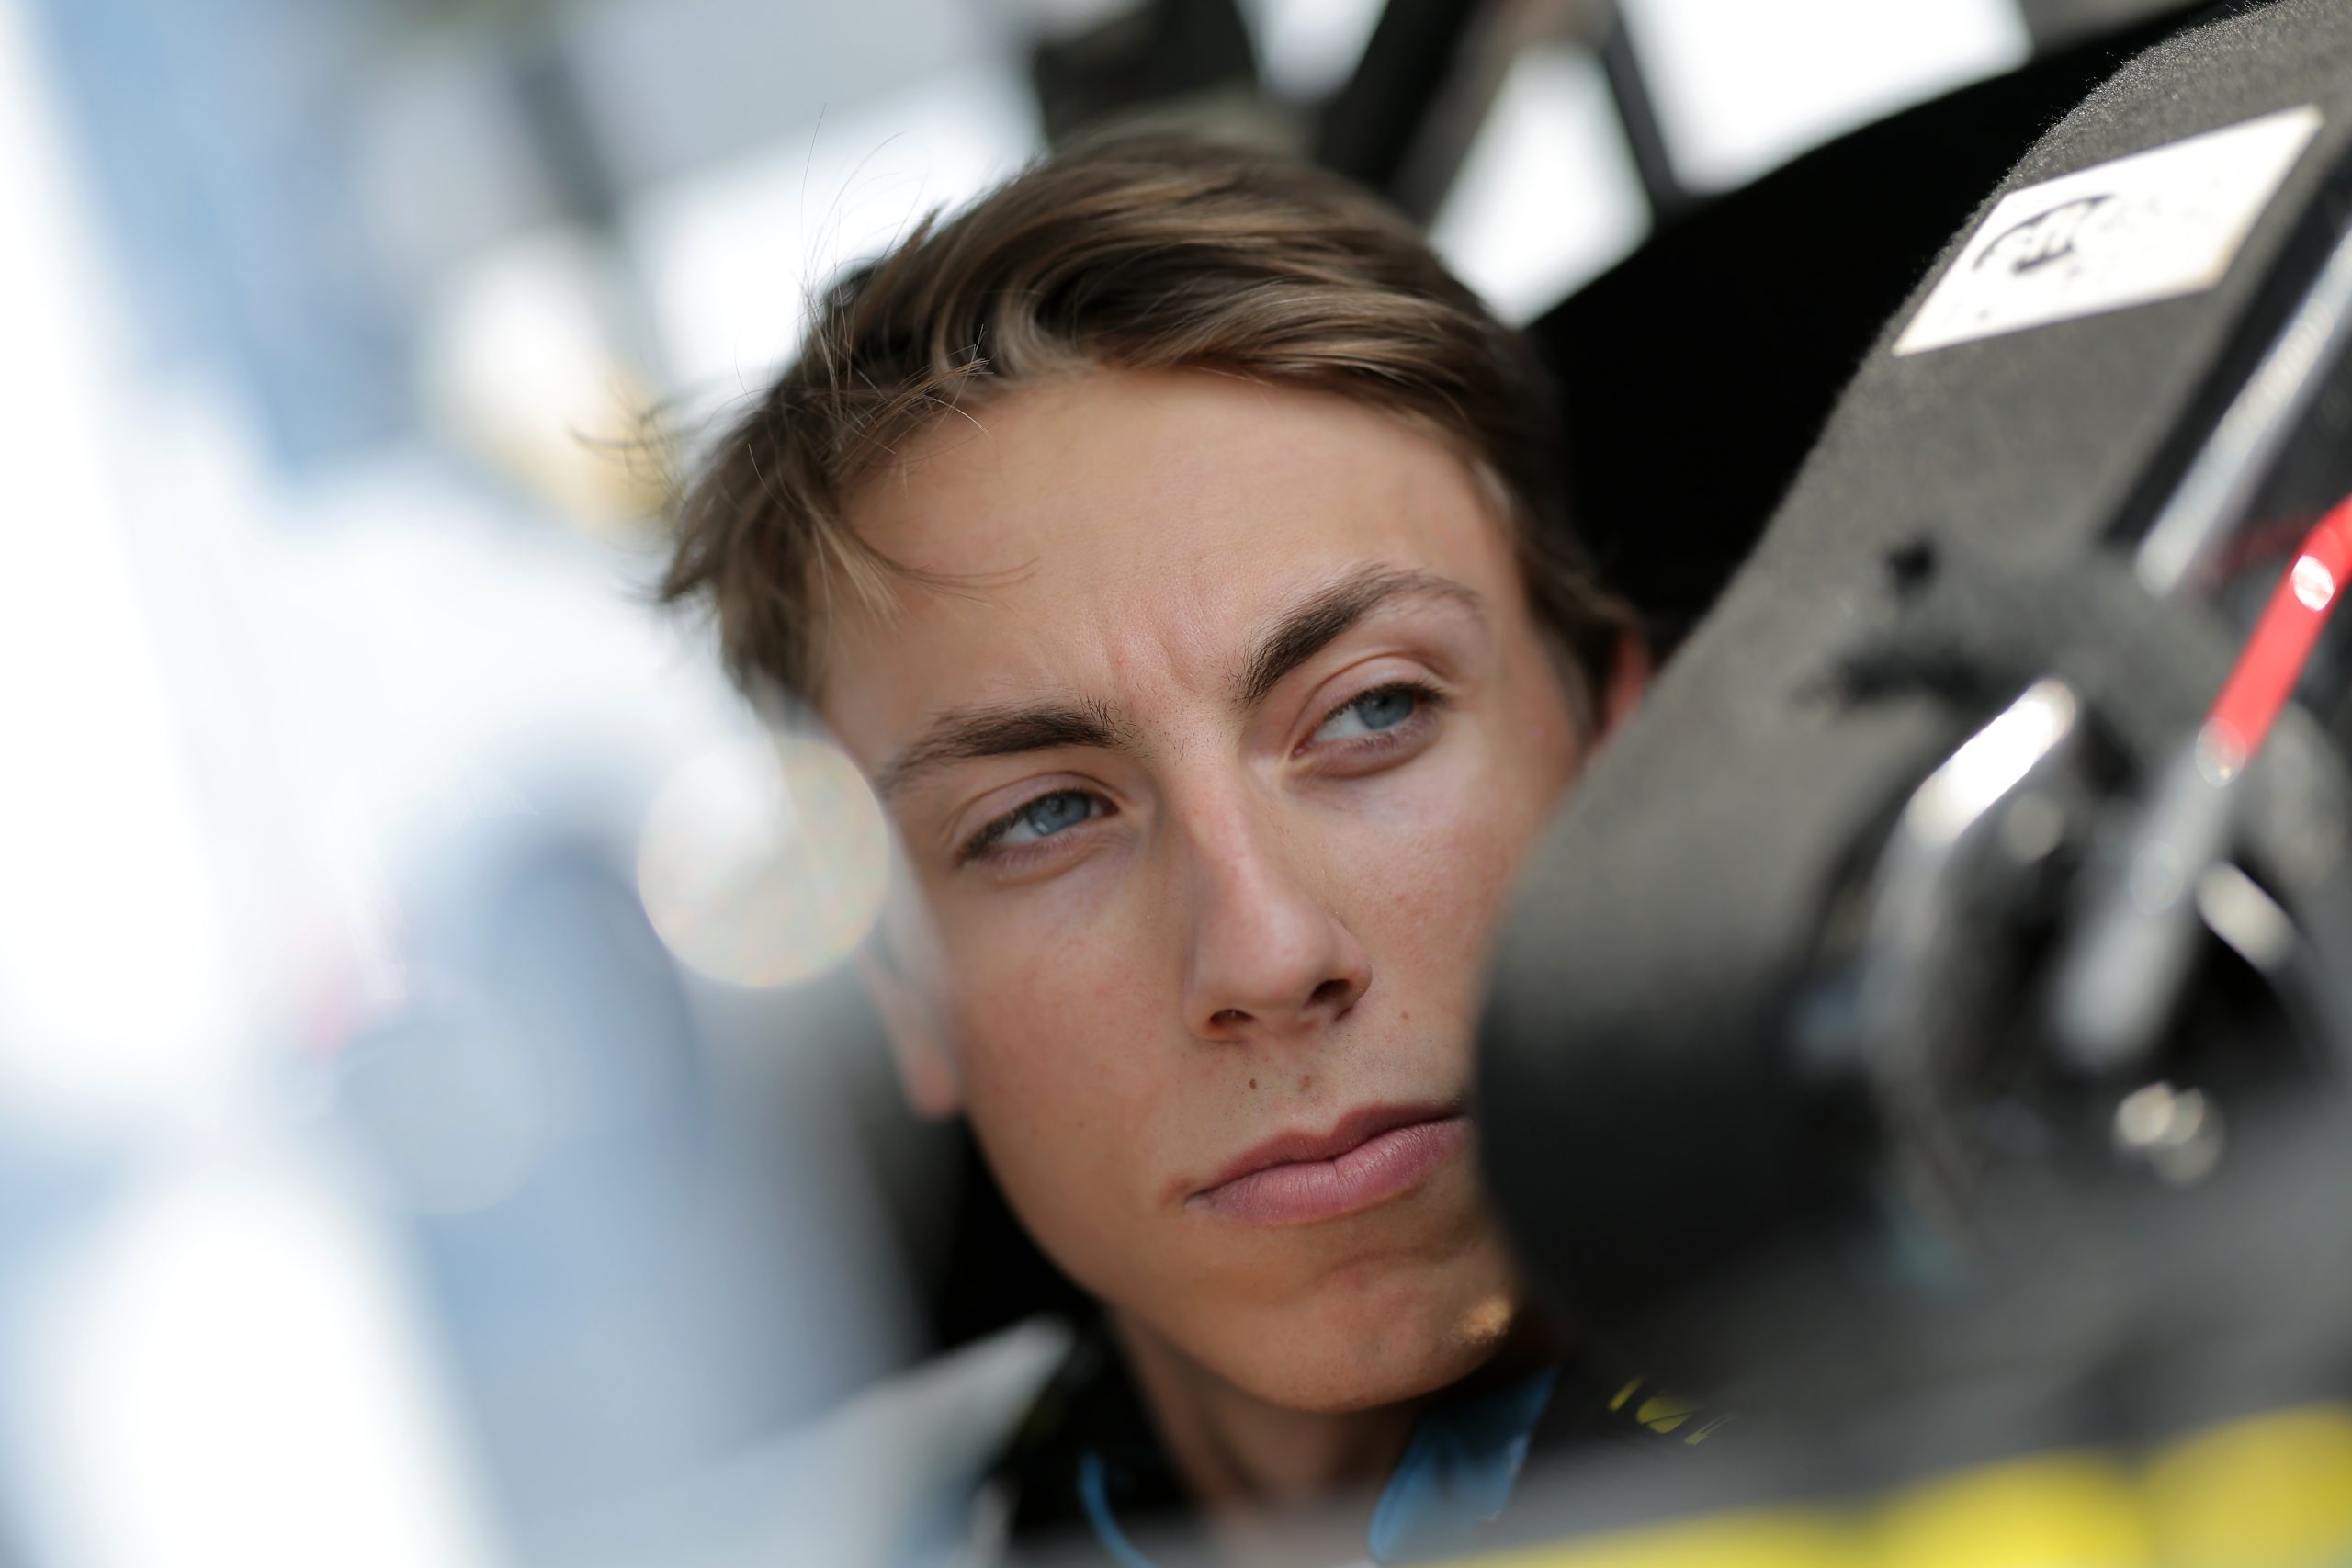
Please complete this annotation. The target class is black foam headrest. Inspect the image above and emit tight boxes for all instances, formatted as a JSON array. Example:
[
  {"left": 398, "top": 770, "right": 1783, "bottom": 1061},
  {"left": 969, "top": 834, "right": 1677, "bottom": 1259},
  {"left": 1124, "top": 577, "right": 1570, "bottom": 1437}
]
[
  {"left": 1532, "top": 3, "right": 2219, "bottom": 648},
  {"left": 1481, "top": 0, "right": 2352, "bottom": 1334}
]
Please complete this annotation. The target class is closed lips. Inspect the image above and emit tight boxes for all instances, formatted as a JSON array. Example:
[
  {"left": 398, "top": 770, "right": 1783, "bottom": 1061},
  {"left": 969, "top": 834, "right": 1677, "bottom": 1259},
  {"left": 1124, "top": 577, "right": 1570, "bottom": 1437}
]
[{"left": 1187, "top": 1103, "right": 1468, "bottom": 1226}]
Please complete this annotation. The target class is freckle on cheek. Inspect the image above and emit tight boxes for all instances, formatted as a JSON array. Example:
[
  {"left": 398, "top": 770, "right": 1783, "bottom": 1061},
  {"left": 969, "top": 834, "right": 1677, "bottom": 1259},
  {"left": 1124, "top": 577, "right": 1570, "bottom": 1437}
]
[
  {"left": 1299, "top": 1074, "right": 1313, "bottom": 1093},
  {"left": 1249, "top": 1078, "right": 1258, "bottom": 1090}
]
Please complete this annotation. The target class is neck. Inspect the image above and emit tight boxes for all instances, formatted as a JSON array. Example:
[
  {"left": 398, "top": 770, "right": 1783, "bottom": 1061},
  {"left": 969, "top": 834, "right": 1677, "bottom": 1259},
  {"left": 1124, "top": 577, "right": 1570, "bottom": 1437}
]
[
  {"left": 1105, "top": 1309, "right": 1566, "bottom": 1568},
  {"left": 1110, "top": 1314, "right": 1424, "bottom": 1512}
]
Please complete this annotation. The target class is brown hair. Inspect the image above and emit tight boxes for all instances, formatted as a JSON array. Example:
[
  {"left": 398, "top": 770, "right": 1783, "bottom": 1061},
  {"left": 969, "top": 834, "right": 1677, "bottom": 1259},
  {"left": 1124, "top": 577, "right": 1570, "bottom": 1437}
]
[{"left": 661, "top": 131, "right": 1624, "bottom": 706}]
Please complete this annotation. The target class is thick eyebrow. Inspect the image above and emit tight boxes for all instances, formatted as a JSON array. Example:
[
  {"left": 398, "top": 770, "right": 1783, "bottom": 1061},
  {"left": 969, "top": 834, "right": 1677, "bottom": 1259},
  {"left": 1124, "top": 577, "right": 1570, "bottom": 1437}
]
[
  {"left": 1235, "top": 565, "right": 1486, "bottom": 710},
  {"left": 874, "top": 698, "right": 1130, "bottom": 802},
  {"left": 874, "top": 566, "right": 1481, "bottom": 802}
]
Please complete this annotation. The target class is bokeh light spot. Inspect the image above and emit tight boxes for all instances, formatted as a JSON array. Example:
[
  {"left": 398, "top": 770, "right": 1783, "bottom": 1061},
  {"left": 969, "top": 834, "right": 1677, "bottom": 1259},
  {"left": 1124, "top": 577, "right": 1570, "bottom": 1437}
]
[{"left": 636, "top": 735, "right": 889, "bottom": 988}]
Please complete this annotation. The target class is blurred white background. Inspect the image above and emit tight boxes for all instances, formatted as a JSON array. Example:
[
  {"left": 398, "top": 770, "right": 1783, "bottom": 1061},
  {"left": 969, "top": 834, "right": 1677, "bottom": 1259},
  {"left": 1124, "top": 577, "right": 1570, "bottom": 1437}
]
[{"left": 0, "top": 0, "right": 2066, "bottom": 1562}]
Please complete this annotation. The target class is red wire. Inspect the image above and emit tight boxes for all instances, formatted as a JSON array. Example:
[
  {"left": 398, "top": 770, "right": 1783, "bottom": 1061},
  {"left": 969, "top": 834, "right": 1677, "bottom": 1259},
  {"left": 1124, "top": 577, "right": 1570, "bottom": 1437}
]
[{"left": 2204, "top": 495, "right": 2352, "bottom": 767}]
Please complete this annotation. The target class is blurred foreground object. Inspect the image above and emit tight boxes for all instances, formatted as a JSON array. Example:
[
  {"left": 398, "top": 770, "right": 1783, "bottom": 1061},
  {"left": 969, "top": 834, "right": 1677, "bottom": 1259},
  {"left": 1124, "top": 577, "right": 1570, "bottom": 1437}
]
[{"left": 1482, "top": 3, "right": 2352, "bottom": 1558}]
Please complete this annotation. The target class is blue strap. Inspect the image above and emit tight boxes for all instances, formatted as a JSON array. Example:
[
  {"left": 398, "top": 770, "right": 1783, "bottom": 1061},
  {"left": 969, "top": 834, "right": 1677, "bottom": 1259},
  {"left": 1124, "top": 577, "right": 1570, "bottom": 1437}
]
[
  {"left": 1365, "top": 1367, "right": 1561, "bottom": 1564},
  {"left": 1078, "top": 1450, "right": 1161, "bottom": 1568},
  {"left": 1076, "top": 1367, "right": 1561, "bottom": 1568}
]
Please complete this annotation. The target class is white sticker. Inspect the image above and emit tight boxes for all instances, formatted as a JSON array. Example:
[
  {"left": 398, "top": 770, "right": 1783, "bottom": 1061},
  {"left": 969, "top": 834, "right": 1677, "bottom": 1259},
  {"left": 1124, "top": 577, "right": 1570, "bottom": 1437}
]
[{"left": 1894, "top": 105, "right": 2324, "bottom": 356}]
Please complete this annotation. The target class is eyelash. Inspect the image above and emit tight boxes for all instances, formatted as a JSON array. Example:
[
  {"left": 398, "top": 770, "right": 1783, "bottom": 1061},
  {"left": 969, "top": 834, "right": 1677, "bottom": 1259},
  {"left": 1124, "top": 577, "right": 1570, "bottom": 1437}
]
[
  {"left": 955, "top": 680, "right": 1448, "bottom": 869},
  {"left": 1306, "top": 679, "right": 1446, "bottom": 757},
  {"left": 958, "top": 790, "right": 1095, "bottom": 867}
]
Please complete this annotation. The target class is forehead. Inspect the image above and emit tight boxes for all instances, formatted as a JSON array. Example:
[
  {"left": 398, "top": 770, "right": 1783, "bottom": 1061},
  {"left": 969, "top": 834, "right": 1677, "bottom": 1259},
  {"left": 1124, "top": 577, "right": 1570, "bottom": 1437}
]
[{"left": 819, "top": 368, "right": 1521, "bottom": 750}]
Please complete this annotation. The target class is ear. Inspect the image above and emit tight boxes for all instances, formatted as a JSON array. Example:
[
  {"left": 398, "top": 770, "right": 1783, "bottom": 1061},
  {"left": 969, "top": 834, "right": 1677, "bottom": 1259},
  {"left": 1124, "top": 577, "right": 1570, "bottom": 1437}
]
[
  {"left": 857, "top": 944, "right": 962, "bottom": 1121},
  {"left": 1597, "top": 625, "right": 1652, "bottom": 743}
]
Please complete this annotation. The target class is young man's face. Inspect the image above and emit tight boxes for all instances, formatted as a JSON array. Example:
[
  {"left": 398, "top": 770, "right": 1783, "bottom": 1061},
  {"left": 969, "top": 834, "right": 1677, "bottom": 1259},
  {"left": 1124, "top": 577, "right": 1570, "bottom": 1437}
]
[{"left": 820, "top": 368, "right": 1595, "bottom": 1414}]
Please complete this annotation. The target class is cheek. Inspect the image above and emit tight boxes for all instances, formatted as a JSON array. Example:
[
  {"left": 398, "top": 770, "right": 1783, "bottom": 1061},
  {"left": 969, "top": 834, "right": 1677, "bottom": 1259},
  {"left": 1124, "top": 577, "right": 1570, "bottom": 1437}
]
[
  {"left": 952, "top": 920, "right": 1133, "bottom": 1119},
  {"left": 945, "top": 873, "right": 1148, "bottom": 1059},
  {"left": 931, "top": 891, "right": 1172, "bottom": 1275},
  {"left": 1349, "top": 715, "right": 1577, "bottom": 985}
]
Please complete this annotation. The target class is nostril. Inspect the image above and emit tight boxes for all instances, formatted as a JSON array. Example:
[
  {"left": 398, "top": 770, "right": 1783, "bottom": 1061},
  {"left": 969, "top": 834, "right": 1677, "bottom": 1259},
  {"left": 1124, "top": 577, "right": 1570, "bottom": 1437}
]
[
  {"left": 1309, "top": 978, "right": 1353, "bottom": 1011},
  {"left": 1210, "top": 1008, "right": 1249, "bottom": 1030}
]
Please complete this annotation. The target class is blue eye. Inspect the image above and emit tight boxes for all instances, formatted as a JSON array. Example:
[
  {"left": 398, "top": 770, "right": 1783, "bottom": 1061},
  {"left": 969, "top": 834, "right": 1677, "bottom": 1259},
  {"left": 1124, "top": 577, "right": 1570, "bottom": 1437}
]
[
  {"left": 963, "top": 788, "right": 1109, "bottom": 863},
  {"left": 1313, "top": 683, "right": 1428, "bottom": 743},
  {"left": 1005, "top": 790, "right": 1101, "bottom": 843}
]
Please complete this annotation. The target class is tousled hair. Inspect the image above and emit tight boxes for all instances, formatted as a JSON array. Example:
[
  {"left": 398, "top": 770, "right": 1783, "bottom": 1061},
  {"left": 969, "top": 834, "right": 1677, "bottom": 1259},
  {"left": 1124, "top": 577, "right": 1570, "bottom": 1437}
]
[{"left": 661, "top": 131, "right": 1625, "bottom": 704}]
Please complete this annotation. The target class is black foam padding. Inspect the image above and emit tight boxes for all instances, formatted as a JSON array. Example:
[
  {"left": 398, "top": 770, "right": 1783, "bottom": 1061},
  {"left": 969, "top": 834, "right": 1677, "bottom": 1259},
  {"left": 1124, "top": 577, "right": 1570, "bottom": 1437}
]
[
  {"left": 1532, "top": 4, "right": 2198, "bottom": 647},
  {"left": 1480, "top": 0, "right": 2352, "bottom": 1334}
]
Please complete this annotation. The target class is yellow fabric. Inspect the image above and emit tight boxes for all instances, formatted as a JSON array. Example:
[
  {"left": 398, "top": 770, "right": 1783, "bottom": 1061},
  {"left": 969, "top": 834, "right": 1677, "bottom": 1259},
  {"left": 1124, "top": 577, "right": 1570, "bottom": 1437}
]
[
  {"left": 2146, "top": 1404, "right": 2352, "bottom": 1568},
  {"left": 1442, "top": 1401, "right": 2352, "bottom": 1568},
  {"left": 1872, "top": 1454, "right": 2147, "bottom": 1568},
  {"left": 1462, "top": 1511, "right": 1862, "bottom": 1568}
]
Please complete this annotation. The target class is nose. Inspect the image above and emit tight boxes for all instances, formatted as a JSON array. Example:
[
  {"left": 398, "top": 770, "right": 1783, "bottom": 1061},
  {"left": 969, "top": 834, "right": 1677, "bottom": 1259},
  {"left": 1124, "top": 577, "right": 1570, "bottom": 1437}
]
[{"left": 1177, "top": 791, "right": 1372, "bottom": 1043}]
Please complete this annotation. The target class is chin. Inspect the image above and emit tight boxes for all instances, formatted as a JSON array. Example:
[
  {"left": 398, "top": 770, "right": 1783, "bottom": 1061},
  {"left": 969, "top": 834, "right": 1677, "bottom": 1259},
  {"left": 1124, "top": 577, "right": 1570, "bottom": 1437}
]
[{"left": 1204, "top": 1248, "right": 1526, "bottom": 1415}]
